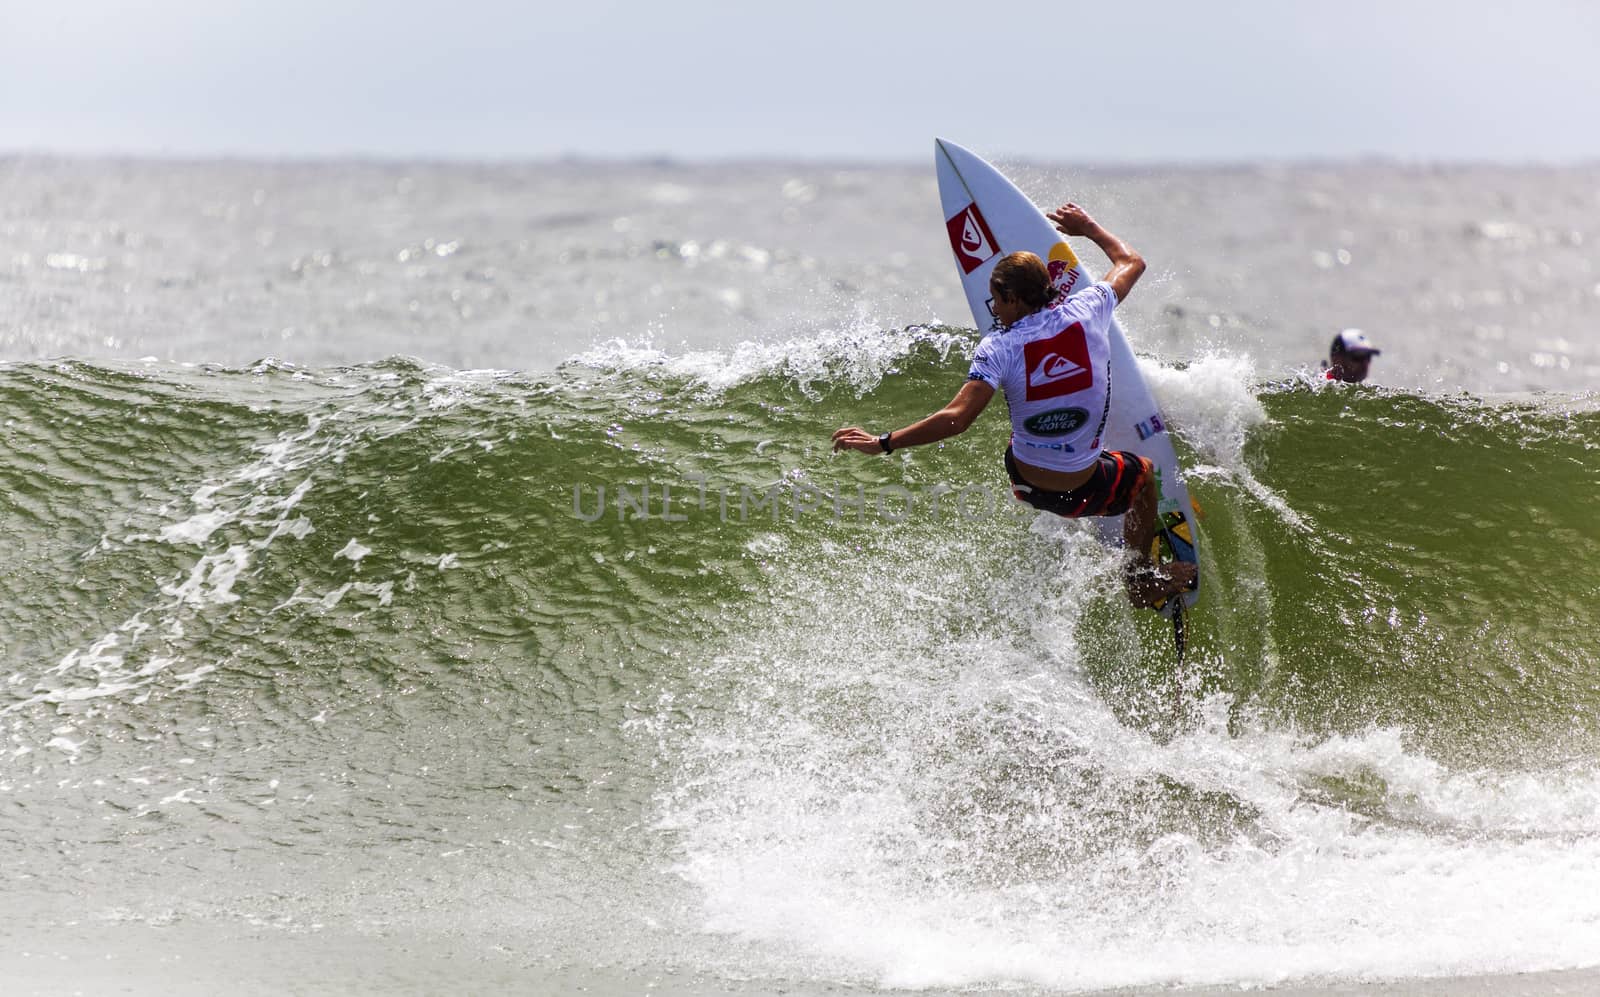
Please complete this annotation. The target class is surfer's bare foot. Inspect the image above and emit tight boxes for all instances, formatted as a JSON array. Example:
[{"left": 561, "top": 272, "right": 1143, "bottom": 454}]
[{"left": 1125, "top": 561, "right": 1197, "bottom": 609}]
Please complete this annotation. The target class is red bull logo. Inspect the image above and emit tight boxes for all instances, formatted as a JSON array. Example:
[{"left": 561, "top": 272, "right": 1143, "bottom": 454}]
[
  {"left": 945, "top": 204, "right": 999, "bottom": 274},
  {"left": 1047, "top": 243, "right": 1082, "bottom": 303}
]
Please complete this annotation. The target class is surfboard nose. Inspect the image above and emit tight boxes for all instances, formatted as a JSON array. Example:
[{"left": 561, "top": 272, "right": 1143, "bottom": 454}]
[{"left": 935, "top": 137, "right": 975, "bottom": 164}]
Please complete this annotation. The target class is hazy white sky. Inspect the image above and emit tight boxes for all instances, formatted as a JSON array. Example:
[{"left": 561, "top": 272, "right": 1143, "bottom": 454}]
[{"left": 4, "top": 0, "right": 1599, "bottom": 162}]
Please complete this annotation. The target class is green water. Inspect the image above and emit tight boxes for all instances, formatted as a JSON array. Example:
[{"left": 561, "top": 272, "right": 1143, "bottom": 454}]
[{"left": 4, "top": 346, "right": 1600, "bottom": 992}]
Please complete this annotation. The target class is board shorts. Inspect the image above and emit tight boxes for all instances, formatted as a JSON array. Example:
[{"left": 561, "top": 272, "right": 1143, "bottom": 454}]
[{"left": 1004, "top": 445, "right": 1152, "bottom": 519}]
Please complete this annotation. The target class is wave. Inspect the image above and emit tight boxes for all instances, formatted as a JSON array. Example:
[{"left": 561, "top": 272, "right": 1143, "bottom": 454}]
[
  {"left": 4, "top": 346, "right": 1596, "bottom": 734},
  {"left": 4, "top": 339, "right": 1599, "bottom": 990}
]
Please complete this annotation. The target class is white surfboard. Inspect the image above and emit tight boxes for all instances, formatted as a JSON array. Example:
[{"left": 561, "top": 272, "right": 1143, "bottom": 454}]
[{"left": 935, "top": 138, "right": 1200, "bottom": 617}]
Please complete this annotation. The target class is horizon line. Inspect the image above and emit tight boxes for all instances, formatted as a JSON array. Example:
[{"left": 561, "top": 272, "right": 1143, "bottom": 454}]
[{"left": 5, "top": 146, "right": 1599, "bottom": 172}]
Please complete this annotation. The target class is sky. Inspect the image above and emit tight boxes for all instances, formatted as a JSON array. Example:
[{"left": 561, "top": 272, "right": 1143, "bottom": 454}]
[{"left": 4, "top": 0, "right": 1600, "bottom": 163}]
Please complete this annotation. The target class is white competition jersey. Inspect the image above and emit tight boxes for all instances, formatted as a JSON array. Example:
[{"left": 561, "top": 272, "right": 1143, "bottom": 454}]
[{"left": 966, "top": 281, "right": 1118, "bottom": 473}]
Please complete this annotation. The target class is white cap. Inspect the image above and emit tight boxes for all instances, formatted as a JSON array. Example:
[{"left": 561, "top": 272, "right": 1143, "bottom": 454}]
[{"left": 1332, "top": 328, "right": 1380, "bottom": 356}]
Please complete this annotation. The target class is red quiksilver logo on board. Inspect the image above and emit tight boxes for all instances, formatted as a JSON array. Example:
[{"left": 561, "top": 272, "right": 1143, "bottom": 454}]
[{"left": 946, "top": 204, "right": 999, "bottom": 274}]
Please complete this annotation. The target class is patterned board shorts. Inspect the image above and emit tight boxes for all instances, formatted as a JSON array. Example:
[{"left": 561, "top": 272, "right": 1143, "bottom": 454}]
[{"left": 1004, "top": 445, "right": 1153, "bottom": 519}]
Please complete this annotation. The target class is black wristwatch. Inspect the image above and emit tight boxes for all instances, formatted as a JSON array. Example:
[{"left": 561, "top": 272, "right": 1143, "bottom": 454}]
[{"left": 878, "top": 431, "right": 894, "bottom": 454}]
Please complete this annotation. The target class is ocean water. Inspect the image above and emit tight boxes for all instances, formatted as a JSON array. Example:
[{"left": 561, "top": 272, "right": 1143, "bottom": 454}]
[{"left": 3, "top": 155, "right": 1600, "bottom": 995}]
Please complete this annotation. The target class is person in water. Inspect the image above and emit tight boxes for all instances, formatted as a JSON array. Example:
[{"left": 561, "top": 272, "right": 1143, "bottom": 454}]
[
  {"left": 831, "top": 203, "right": 1195, "bottom": 608},
  {"left": 1323, "top": 328, "right": 1381, "bottom": 383}
]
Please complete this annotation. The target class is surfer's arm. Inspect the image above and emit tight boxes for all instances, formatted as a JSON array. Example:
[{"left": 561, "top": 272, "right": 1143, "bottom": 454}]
[
  {"left": 1046, "top": 203, "right": 1145, "bottom": 303},
  {"left": 830, "top": 380, "right": 994, "bottom": 455}
]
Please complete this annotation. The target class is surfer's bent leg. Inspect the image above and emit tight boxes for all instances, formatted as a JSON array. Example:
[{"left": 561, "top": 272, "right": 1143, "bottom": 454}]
[
  {"left": 1005, "top": 447, "right": 1194, "bottom": 608},
  {"left": 1120, "top": 466, "right": 1197, "bottom": 609}
]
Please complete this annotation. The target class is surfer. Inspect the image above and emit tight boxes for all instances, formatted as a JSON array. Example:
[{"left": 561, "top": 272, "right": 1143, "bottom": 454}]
[
  {"left": 832, "top": 203, "right": 1195, "bottom": 609},
  {"left": 1323, "top": 328, "right": 1381, "bottom": 383}
]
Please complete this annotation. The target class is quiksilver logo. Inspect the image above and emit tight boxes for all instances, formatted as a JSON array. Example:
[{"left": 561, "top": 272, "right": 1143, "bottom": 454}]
[
  {"left": 1029, "top": 352, "right": 1086, "bottom": 388},
  {"left": 959, "top": 209, "right": 993, "bottom": 261},
  {"left": 946, "top": 203, "right": 999, "bottom": 275}
]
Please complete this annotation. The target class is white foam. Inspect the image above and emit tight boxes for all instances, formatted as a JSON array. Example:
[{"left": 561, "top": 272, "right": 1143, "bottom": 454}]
[
  {"left": 677, "top": 692, "right": 1600, "bottom": 990},
  {"left": 570, "top": 321, "right": 970, "bottom": 396},
  {"left": 162, "top": 546, "right": 250, "bottom": 606},
  {"left": 335, "top": 538, "right": 372, "bottom": 562},
  {"left": 158, "top": 508, "right": 233, "bottom": 545},
  {"left": 661, "top": 537, "right": 1600, "bottom": 993},
  {"left": 1141, "top": 350, "right": 1315, "bottom": 534},
  {"left": 1139, "top": 350, "right": 1267, "bottom": 471}
]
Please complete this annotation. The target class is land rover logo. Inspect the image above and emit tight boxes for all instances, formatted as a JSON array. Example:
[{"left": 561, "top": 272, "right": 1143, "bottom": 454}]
[{"left": 1024, "top": 407, "right": 1091, "bottom": 436}]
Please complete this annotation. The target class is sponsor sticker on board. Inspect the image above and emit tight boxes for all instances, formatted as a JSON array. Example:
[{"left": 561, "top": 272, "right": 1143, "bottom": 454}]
[
  {"left": 1134, "top": 412, "right": 1167, "bottom": 440},
  {"left": 946, "top": 203, "right": 1000, "bottom": 274},
  {"left": 1047, "top": 242, "right": 1082, "bottom": 302}
]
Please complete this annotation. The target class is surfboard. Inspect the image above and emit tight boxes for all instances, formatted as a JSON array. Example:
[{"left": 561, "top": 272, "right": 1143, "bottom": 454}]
[{"left": 934, "top": 138, "right": 1201, "bottom": 618}]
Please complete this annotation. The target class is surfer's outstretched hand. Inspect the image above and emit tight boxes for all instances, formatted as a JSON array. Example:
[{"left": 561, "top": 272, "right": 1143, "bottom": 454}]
[
  {"left": 1047, "top": 202, "right": 1098, "bottom": 237},
  {"left": 831, "top": 426, "right": 884, "bottom": 454}
]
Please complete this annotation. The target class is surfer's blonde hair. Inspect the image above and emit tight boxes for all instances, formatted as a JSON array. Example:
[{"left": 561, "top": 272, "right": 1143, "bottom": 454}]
[{"left": 989, "top": 252, "right": 1054, "bottom": 310}]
